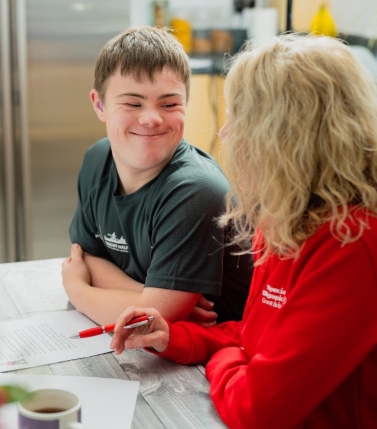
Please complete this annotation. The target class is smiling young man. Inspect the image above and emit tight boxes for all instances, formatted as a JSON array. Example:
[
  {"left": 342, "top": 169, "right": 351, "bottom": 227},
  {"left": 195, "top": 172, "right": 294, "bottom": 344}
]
[{"left": 62, "top": 26, "right": 252, "bottom": 326}]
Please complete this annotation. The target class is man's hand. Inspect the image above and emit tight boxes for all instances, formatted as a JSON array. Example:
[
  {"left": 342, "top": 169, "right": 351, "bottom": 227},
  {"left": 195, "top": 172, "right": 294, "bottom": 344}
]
[
  {"left": 110, "top": 306, "right": 170, "bottom": 354},
  {"left": 187, "top": 296, "right": 217, "bottom": 327},
  {"left": 62, "top": 243, "right": 91, "bottom": 290}
]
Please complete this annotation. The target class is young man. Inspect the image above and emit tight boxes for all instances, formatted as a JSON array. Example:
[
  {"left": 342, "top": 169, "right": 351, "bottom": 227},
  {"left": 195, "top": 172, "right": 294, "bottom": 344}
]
[{"left": 62, "top": 26, "right": 252, "bottom": 326}]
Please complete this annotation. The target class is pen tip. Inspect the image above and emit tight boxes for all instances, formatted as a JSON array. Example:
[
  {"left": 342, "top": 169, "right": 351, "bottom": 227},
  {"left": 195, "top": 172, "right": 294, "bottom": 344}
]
[{"left": 69, "top": 334, "right": 80, "bottom": 339}]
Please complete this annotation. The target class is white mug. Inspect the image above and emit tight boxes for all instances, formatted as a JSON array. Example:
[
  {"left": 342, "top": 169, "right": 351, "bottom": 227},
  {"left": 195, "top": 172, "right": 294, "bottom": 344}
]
[{"left": 18, "top": 388, "right": 84, "bottom": 429}]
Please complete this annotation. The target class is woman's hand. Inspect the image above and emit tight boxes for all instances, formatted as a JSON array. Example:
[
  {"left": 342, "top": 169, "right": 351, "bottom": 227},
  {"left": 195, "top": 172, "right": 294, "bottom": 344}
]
[{"left": 110, "top": 306, "right": 170, "bottom": 354}]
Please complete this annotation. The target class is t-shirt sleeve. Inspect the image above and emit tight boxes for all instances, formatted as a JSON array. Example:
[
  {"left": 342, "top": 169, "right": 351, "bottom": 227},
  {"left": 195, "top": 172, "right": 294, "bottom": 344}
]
[
  {"left": 68, "top": 145, "right": 111, "bottom": 259},
  {"left": 69, "top": 195, "right": 107, "bottom": 258},
  {"left": 144, "top": 175, "right": 228, "bottom": 296}
]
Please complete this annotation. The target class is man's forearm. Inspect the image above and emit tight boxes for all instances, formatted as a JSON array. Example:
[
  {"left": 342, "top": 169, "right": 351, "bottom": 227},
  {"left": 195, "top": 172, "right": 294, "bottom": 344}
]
[
  {"left": 67, "top": 279, "right": 142, "bottom": 325},
  {"left": 84, "top": 253, "right": 144, "bottom": 292},
  {"left": 62, "top": 245, "right": 211, "bottom": 326},
  {"left": 66, "top": 278, "right": 200, "bottom": 326}
]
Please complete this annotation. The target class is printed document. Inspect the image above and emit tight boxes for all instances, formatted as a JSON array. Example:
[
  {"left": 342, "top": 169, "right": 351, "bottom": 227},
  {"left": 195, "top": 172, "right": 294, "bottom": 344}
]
[{"left": 0, "top": 310, "right": 111, "bottom": 372}]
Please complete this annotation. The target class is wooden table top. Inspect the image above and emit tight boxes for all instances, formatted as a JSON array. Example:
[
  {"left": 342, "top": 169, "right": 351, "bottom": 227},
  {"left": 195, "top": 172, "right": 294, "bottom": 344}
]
[{"left": 0, "top": 258, "right": 227, "bottom": 429}]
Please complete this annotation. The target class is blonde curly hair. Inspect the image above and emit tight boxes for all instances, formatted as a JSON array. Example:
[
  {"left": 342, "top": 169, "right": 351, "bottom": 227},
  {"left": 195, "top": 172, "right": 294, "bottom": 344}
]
[{"left": 219, "top": 34, "right": 377, "bottom": 264}]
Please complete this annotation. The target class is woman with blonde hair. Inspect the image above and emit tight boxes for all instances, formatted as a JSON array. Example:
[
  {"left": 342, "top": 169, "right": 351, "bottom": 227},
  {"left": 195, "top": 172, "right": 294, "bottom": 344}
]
[{"left": 110, "top": 34, "right": 377, "bottom": 429}]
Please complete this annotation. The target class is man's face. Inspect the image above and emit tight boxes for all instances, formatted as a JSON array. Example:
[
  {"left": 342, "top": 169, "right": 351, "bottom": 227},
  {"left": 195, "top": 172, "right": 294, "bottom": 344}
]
[{"left": 91, "top": 66, "right": 186, "bottom": 184}]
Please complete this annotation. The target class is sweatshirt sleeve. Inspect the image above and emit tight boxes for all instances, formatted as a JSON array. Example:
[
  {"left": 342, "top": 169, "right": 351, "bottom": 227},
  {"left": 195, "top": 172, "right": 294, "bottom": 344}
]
[
  {"left": 204, "top": 231, "right": 377, "bottom": 429},
  {"left": 156, "top": 320, "right": 243, "bottom": 365}
]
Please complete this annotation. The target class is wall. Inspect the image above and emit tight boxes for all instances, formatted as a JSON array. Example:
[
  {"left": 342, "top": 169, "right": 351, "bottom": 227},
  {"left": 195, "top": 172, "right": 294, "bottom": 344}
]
[
  {"left": 270, "top": 0, "right": 325, "bottom": 32},
  {"left": 130, "top": 0, "right": 233, "bottom": 28},
  {"left": 270, "top": 0, "right": 377, "bottom": 38},
  {"left": 332, "top": 0, "right": 377, "bottom": 37}
]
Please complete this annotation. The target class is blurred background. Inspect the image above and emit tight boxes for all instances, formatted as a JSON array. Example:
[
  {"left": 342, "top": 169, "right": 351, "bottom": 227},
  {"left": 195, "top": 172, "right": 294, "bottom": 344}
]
[{"left": 1, "top": 0, "right": 377, "bottom": 263}]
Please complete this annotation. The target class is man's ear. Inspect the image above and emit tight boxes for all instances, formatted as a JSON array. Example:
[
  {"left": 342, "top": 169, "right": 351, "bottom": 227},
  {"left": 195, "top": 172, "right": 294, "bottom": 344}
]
[{"left": 90, "top": 89, "right": 106, "bottom": 122}]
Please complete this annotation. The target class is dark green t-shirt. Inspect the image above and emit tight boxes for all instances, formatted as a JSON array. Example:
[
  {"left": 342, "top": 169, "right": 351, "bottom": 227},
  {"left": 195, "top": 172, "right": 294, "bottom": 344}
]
[{"left": 70, "top": 138, "right": 252, "bottom": 320}]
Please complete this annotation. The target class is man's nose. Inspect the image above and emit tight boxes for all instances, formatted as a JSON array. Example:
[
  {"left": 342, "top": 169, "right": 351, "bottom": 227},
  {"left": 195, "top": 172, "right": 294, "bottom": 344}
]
[{"left": 138, "top": 109, "right": 163, "bottom": 126}]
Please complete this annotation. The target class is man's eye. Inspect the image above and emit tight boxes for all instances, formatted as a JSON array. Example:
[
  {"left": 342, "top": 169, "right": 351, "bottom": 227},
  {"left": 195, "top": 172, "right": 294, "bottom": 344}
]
[
  {"left": 162, "top": 103, "right": 178, "bottom": 108},
  {"left": 125, "top": 103, "right": 140, "bottom": 107}
]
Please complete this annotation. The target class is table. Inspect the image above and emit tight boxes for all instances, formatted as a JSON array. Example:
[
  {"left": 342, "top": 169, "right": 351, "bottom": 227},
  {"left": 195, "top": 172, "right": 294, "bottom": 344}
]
[{"left": 0, "top": 258, "right": 227, "bottom": 429}]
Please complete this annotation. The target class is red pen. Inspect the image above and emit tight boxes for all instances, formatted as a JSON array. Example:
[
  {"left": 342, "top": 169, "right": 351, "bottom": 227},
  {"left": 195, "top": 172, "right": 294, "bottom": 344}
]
[{"left": 69, "top": 315, "right": 154, "bottom": 339}]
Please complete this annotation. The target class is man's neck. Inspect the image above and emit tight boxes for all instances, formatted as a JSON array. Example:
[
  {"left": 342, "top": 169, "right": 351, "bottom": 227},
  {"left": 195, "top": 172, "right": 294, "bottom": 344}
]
[{"left": 115, "top": 158, "right": 172, "bottom": 196}]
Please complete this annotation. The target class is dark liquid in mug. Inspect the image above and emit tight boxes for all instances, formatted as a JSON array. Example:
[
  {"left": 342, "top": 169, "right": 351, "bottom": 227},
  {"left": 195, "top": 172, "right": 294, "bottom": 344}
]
[{"left": 33, "top": 407, "right": 67, "bottom": 413}]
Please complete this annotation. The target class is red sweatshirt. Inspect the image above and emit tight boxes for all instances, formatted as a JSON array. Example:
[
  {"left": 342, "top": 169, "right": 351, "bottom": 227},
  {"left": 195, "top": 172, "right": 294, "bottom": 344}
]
[{"left": 157, "top": 211, "right": 377, "bottom": 429}]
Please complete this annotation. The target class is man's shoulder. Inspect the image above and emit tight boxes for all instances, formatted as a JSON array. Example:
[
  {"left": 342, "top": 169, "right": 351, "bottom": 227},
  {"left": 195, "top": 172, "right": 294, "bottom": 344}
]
[
  {"left": 175, "top": 139, "right": 221, "bottom": 166},
  {"left": 79, "top": 137, "right": 113, "bottom": 187},
  {"left": 81, "top": 137, "right": 112, "bottom": 171},
  {"left": 85, "top": 137, "right": 111, "bottom": 160},
  {"left": 167, "top": 139, "right": 228, "bottom": 188},
  {"left": 144, "top": 140, "right": 229, "bottom": 211}
]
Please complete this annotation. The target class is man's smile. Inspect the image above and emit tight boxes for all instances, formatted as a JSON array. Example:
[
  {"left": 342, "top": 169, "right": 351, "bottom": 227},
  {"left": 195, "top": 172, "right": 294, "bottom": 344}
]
[{"left": 129, "top": 131, "right": 167, "bottom": 137}]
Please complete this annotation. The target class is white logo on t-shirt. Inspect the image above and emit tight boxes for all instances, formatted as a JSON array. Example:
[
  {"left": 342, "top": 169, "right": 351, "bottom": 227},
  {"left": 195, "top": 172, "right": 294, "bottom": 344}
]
[{"left": 102, "top": 232, "right": 129, "bottom": 253}]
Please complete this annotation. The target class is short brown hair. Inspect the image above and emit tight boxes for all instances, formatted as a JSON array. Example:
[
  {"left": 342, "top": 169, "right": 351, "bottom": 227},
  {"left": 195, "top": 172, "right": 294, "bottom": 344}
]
[{"left": 94, "top": 25, "right": 191, "bottom": 101}]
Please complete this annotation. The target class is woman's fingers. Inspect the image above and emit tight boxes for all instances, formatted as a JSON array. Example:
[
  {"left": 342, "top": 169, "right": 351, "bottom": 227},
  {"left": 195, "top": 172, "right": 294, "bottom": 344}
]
[{"left": 110, "top": 307, "right": 170, "bottom": 354}]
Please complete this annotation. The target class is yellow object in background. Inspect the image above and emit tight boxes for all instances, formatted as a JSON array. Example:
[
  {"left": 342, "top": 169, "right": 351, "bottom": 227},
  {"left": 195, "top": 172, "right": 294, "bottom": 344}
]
[
  {"left": 171, "top": 17, "right": 192, "bottom": 54},
  {"left": 152, "top": 1, "right": 169, "bottom": 28},
  {"left": 310, "top": 5, "right": 337, "bottom": 37}
]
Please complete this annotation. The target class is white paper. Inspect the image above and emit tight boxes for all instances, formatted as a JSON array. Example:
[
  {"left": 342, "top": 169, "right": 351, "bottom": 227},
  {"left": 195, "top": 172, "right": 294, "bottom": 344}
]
[
  {"left": 0, "top": 311, "right": 111, "bottom": 372},
  {"left": 0, "top": 373, "right": 139, "bottom": 429}
]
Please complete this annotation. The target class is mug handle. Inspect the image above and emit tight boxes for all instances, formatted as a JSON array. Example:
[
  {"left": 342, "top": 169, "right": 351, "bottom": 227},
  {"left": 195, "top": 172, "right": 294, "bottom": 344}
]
[{"left": 68, "top": 423, "right": 84, "bottom": 429}]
